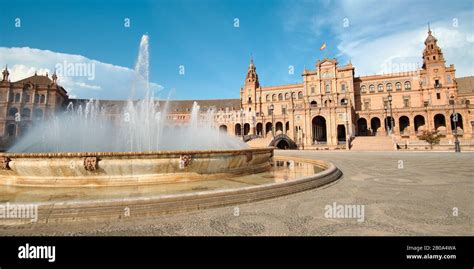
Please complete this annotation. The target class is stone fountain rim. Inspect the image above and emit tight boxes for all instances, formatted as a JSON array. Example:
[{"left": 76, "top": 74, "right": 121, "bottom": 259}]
[{"left": 0, "top": 147, "right": 274, "bottom": 158}]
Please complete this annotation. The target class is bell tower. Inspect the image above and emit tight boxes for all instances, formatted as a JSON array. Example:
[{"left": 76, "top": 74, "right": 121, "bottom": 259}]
[
  {"left": 422, "top": 25, "right": 445, "bottom": 69},
  {"left": 241, "top": 56, "right": 260, "bottom": 113}
]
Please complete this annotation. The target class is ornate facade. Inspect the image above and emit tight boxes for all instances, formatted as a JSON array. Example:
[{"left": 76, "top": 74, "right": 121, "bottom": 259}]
[{"left": 1, "top": 29, "right": 473, "bottom": 150}]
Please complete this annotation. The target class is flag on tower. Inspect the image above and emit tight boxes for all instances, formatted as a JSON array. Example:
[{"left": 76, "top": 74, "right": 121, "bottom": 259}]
[{"left": 320, "top": 42, "right": 327, "bottom": 51}]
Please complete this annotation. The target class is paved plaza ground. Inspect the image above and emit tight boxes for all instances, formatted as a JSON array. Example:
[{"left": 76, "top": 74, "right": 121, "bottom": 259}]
[{"left": 1, "top": 151, "right": 473, "bottom": 236}]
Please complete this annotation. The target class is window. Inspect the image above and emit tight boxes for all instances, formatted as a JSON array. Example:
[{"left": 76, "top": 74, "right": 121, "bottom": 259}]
[
  {"left": 436, "top": 93, "right": 441, "bottom": 100},
  {"left": 8, "top": 93, "right": 14, "bottom": 102},
  {"left": 395, "top": 82, "right": 402, "bottom": 91},
  {"left": 34, "top": 94, "right": 40, "bottom": 103},
  {"left": 403, "top": 97, "right": 410, "bottom": 108},
  {"left": 282, "top": 106, "right": 286, "bottom": 115},
  {"left": 310, "top": 100, "right": 317, "bottom": 107},
  {"left": 8, "top": 107, "right": 18, "bottom": 117},
  {"left": 325, "top": 84, "right": 330, "bottom": 94},
  {"left": 21, "top": 108, "right": 31, "bottom": 118},
  {"left": 447, "top": 75, "right": 452, "bottom": 84},
  {"left": 311, "top": 86, "right": 315, "bottom": 94},
  {"left": 272, "top": 94, "right": 276, "bottom": 101},
  {"left": 340, "top": 98, "right": 348, "bottom": 106},
  {"left": 278, "top": 93, "right": 283, "bottom": 101},
  {"left": 14, "top": 93, "right": 21, "bottom": 103},
  {"left": 435, "top": 80, "right": 440, "bottom": 88},
  {"left": 34, "top": 108, "right": 43, "bottom": 120},
  {"left": 341, "top": 84, "right": 346, "bottom": 93},
  {"left": 377, "top": 84, "right": 383, "bottom": 92},
  {"left": 40, "top": 95, "right": 45, "bottom": 104},
  {"left": 25, "top": 94, "right": 30, "bottom": 103},
  {"left": 404, "top": 81, "right": 411, "bottom": 90},
  {"left": 433, "top": 56, "right": 436, "bottom": 60},
  {"left": 361, "top": 85, "right": 366, "bottom": 93},
  {"left": 298, "top": 91, "right": 303, "bottom": 99},
  {"left": 285, "top": 93, "right": 290, "bottom": 100},
  {"left": 369, "top": 85, "right": 375, "bottom": 92},
  {"left": 386, "top": 83, "right": 393, "bottom": 91},
  {"left": 266, "top": 95, "right": 270, "bottom": 102},
  {"left": 363, "top": 100, "right": 370, "bottom": 111},
  {"left": 7, "top": 124, "right": 16, "bottom": 137}
]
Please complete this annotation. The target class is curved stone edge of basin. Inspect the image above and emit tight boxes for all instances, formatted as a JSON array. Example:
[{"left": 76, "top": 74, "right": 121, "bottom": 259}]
[
  {"left": 0, "top": 147, "right": 274, "bottom": 187},
  {"left": 0, "top": 157, "right": 342, "bottom": 225}
]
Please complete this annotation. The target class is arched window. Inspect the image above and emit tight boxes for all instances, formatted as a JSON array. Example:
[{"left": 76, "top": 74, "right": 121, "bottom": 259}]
[
  {"left": 340, "top": 98, "right": 348, "bottom": 106},
  {"left": 8, "top": 107, "right": 18, "bottom": 117},
  {"left": 310, "top": 100, "right": 317, "bottom": 107},
  {"left": 377, "top": 84, "right": 384, "bottom": 92},
  {"left": 272, "top": 94, "right": 276, "bottom": 101},
  {"left": 266, "top": 95, "right": 270, "bottom": 102},
  {"left": 404, "top": 81, "right": 411, "bottom": 90},
  {"left": 386, "top": 83, "right": 393, "bottom": 91},
  {"left": 285, "top": 93, "right": 290, "bottom": 100},
  {"left": 395, "top": 82, "right": 402, "bottom": 91},
  {"left": 341, "top": 83, "right": 346, "bottom": 93},
  {"left": 21, "top": 108, "right": 31, "bottom": 118},
  {"left": 6, "top": 124, "right": 16, "bottom": 137},
  {"left": 278, "top": 93, "right": 283, "bottom": 101},
  {"left": 34, "top": 108, "right": 43, "bottom": 120},
  {"left": 361, "top": 85, "right": 366, "bottom": 93},
  {"left": 298, "top": 91, "right": 303, "bottom": 99},
  {"left": 14, "top": 93, "right": 21, "bottom": 102},
  {"left": 40, "top": 95, "right": 46, "bottom": 104},
  {"left": 325, "top": 84, "right": 330, "bottom": 93},
  {"left": 369, "top": 85, "right": 375, "bottom": 92}
]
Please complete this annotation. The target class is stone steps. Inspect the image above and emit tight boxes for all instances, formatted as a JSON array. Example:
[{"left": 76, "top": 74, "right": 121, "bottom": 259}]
[
  {"left": 247, "top": 136, "right": 273, "bottom": 148},
  {"left": 350, "top": 136, "right": 395, "bottom": 151}
]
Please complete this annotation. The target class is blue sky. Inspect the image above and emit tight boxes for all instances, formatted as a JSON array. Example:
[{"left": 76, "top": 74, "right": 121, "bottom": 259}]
[{"left": 0, "top": 0, "right": 473, "bottom": 100}]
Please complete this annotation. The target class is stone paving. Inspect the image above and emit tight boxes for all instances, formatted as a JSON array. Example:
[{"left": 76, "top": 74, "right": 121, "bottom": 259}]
[{"left": 1, "top": 151, "right": 473, "bottom": 236}]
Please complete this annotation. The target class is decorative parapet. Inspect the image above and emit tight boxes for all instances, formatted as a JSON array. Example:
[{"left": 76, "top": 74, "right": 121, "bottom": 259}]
[
  {"left": 84, "top": 156, "right": 99, "bottom": 171},
  {"left": 179, "top": 154, "right": 192, "bottom": 169},
  {"left": 0, "top": 156, "right": 11, "bottom": 170}
]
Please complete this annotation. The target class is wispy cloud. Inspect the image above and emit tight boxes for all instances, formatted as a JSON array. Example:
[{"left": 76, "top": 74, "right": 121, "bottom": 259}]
[
  {"left": 0, "top": 47, "right": 163, "bottom": 100},
  {"left": 280, "top": 0, "right": 474, "bottom": 77}
]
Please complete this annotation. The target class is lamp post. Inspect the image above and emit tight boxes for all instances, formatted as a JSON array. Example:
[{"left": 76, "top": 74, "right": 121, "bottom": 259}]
[
  {"left": 384, "top": 105, "right": 388, "bottom": 135},
  {"left": 449, "top": 95, "right": 461, "bottom": 152},
  {"left": 388, "top": 93, "right": 394, "bottom": 135},
  {"left": 343, "top": 99, "right": 350, "bottom": 150},
  {"left": 240, "top": 108, "right": 244, "bottom": 141},
  {"left": 269, "top": 104, "right": 275, "bottom": 139}
]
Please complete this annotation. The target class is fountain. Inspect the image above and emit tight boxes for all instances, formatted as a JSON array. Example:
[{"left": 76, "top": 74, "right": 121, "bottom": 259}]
[{"left": 0, "top": 35, "right": 341, "bottom": 224}]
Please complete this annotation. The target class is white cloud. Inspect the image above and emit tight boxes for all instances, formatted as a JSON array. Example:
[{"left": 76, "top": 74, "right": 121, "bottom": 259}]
[
  {"left": 281, "top": 0, "right": 474, "bottom": 77},
  {"left": 0, "top": 47, "right": 163, "bottom": 100}
]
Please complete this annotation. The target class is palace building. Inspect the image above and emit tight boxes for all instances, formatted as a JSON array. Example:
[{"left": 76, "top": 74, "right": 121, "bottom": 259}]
[{"left": 1, "top": 29, "right": 473, "bottom": 151}]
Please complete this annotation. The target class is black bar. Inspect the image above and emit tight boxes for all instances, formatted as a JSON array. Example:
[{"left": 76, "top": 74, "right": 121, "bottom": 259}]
[{"left": 0, "top": 236, "right": 472, "bottom": 266}]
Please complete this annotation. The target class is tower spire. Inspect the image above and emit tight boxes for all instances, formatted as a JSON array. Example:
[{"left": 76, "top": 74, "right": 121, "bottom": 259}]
[{"left": 2, "top": 65, "right": 9, "bottom": 81}]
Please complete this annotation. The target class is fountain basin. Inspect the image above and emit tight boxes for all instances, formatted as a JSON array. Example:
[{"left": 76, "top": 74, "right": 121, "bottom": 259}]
[
  {"left": 0, "top": 148, "right": 273, "bottom": 187},
  {"left": 0, "top": 156, "right": 342, "bottom": 225}
]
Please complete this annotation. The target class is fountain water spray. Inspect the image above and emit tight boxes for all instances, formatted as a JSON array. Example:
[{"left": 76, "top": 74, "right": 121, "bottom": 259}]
[{"left": 9, "top": 34, "right": 247, "bottom": 153}]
